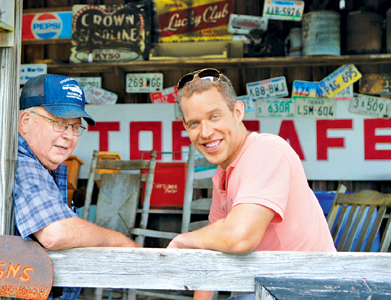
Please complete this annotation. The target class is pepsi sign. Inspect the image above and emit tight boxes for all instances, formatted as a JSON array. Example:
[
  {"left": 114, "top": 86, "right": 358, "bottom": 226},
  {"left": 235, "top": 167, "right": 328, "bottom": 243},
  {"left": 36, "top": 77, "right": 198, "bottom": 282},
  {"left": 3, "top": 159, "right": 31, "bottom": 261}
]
[{"left": 22, "top": 12, "right": 72, "bottom": 40}]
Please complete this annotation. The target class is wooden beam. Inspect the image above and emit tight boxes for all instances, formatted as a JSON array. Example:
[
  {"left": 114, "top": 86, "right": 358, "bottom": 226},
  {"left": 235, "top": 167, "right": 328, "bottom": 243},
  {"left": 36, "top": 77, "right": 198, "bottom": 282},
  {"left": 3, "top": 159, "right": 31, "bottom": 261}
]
[{"left": 47, "top": 248, "right": 391, "bottom": 292}]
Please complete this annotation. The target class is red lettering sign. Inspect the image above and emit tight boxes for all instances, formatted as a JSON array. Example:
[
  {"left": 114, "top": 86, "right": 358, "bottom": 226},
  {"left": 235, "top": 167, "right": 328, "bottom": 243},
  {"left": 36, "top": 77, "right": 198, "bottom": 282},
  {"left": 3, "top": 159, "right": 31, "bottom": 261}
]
[
  {"left": 364, "top": 118, "right": 391, "bottom": 160},
  {"left": 278, "top": 120, "right": 305, "bottom": 160},
  {"left": 130, "top": 121, "right": 162, "bottom": 160},
  {"left": 317, "top": 119, "right": 353, "bottom": 160},
  {"left": 88, "top": 122, "right": 120, "bottom": 152}
]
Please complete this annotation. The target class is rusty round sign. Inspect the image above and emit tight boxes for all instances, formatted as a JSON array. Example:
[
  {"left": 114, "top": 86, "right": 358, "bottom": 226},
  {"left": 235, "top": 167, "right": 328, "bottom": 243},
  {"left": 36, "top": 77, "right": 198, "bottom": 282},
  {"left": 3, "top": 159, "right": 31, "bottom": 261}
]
[{"left": 0, "top": 235, "right": 53, "bottom": 300}]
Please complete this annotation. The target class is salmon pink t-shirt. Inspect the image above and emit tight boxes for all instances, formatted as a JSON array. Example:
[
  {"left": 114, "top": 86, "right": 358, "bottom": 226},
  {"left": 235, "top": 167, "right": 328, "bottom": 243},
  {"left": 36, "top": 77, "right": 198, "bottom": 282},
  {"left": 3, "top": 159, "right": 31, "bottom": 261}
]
[{"left": 209, "top": 132, "right": 336, "bottom": 252}]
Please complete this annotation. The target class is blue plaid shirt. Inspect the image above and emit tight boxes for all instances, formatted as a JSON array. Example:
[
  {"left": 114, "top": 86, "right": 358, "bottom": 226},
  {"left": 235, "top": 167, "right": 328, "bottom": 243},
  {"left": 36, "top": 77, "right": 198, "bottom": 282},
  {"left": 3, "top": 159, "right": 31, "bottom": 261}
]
[{"left": 14, "top": 134, "right": 82, "bottom": 300}]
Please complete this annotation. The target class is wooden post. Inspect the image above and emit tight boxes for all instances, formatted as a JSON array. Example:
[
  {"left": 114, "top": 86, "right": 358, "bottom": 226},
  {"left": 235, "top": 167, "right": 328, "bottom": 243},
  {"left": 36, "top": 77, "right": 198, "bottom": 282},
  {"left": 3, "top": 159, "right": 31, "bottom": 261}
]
[{"left": 0, "top": 0, "right": 22, "bottom": 236}]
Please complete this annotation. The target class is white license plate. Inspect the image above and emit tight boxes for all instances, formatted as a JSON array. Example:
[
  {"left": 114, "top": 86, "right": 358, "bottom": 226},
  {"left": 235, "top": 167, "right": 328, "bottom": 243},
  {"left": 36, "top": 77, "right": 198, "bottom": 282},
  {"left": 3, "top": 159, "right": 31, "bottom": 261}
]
[
  {"left": 295, "top": 98, "right": 336, "bottom": 119},
  {"left": 256, "top": 98, "right": 294, "bottom": 117},
  {"left": 237, "top": 95, "right": 255, "bottom": 113},
  {"left": 349, "top": 94, "right": 391, "bottom": 118},
  {"left": 74, "top": 77, "right": 102, "bottom": 88},
  {"left": 319, "top": 64, "right": 362, "bottom": 98},
  {"left": 228, "top": 14, "right": 268, "bottom": 34},
  {"left": 293, "top": 80, "right": 353, "bottom": 100},
  {"left": 126, "top": 73, "right": 163, "bottom": 93},
  {"left": 246, "top": 76, "right": 289, "bottom": 99},
  {"left": 262, "top": 0, "right": 305, "bottom": 21}
]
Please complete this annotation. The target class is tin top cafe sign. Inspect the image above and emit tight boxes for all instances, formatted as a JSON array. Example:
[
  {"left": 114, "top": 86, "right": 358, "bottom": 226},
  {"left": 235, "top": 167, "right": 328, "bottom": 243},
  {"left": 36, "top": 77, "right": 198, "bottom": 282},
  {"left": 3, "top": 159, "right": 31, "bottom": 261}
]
[{"left": 70, "top": 2, "right": 151, "bottom": 63}]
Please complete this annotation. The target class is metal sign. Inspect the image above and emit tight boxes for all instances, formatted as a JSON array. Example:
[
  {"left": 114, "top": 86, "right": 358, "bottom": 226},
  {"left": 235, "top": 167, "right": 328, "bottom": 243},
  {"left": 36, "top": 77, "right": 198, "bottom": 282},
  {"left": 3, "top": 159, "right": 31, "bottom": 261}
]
[
  {"left": 318, "top": 64, "right": 362, "bottom": 98},
  {"left": 262, "top": 0, "right": 305, "bottom": 21},
  {"left": 246, "top": 76, "right": 289, "bottom": 99},
  {"left": 126, "top": 73, "right": 163, "bottom": 93},
  {"left": 0, "top": 235, "right": 53, "bottom": 300},
  {"left": 20, "top": 64, "right": 47, "bottom": 85},
  {"left": 293, "top": 80, "right": 353, "bottom": 100},
  {"left": 295, "top": 98, "right": 336, "bottom": 119},
  {"left": 359, "top": 74, "right": 391, "bottom": 95},
  {"left": 150, "top": 85, "right": 178, "bottom": 103},
  {"left": 256, "top": 98, "right": 294, "bottom": 117},
  {"left": 349, "top": 94, "right": 391, "bottom": 118},
  {"left": 83, "top": 84, "right": 118, "bottom": 105},
  {"left": 74, "top": 77, "right": 102, "bottom": 89},
  {"left": 22, "top": 12, "right": 72, "bottom": 40},
  {"left": 228, "top": 14, "right": 268, "bottom": 34},
  {"left": 237, "top": 95, "right": 255, "bottom": 113},
  {"left": 70, "top": 2, "right": 151, "bottom": 63}
]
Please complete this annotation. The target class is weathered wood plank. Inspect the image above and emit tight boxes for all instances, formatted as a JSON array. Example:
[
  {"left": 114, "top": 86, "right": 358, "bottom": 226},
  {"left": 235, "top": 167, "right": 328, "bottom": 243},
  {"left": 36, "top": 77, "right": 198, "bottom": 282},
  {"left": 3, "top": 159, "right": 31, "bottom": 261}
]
[{"left": 47, "top": 249, "right": 391, "bottom": 292}]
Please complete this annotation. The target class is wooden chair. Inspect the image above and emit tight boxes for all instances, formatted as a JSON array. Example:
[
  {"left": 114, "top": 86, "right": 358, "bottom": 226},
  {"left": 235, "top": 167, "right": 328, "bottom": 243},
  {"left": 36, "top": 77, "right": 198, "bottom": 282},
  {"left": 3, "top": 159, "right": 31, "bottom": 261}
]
[
  {"left": 327, "top": 184, "right": 391, "bottom": 252},
  {"left": 181, "top": 144, "right": 217, "bottom": 234}
]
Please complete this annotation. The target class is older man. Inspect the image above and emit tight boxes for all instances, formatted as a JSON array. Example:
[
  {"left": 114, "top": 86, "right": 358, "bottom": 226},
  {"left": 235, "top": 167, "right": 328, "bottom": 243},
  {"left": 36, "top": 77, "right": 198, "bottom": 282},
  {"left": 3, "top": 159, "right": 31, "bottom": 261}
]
[
  {"left": 15, "top": 74, "right": 140, "bottom": 300},
  {"left": 167, "top": 69, "right": 336, "bottom": 300}
]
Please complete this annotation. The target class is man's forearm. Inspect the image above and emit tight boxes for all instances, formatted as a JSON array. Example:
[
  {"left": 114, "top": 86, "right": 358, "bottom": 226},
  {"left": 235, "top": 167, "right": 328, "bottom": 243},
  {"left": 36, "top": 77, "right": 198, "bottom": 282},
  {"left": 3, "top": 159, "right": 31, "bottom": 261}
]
[{"left": 194, "top": 290, "right": 214, "bottom": 300}]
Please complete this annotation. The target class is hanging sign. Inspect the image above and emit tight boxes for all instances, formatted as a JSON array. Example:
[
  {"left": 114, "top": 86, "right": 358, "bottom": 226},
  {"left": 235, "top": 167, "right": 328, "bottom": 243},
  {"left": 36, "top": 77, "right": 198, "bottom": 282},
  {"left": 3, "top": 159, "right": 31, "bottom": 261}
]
[
  {"left": 359, "top": 74, "right": 391, "bottom": 95},
  {"left": 349, "top": 94, "right": 391, "bottom": 118},
  {"left": 70, "top": 2, "right": 152, "bottom": 63},
  {"left": 126, "top": 73, "right": 163, "bottom": 93},
  {"left": 318, "top": 64, "right": 362, "bottom": 98},
  {"left": 154, "top": 0, "right": 233, "bottom": 42},
  {"left": 20, "top": 64, "right": 47, "bottom": 85},
  {"left": 246, "top": 76, "right": 289, "bottom": 99},
  {"left": 228, "top": 14, "right": 268, "bottom": 34},
  {"left": 262, "top": 0, "right": 305, "bottom": 21},
  {"left": 295, "top": 98, "right": 336, "bottom": 119},
  {"left": 22, "top": 12, "right": 72, "bottom": 40},
  {"left": 83, "top": 84, "right": 118, "bottom": 105},
  {"left": 256, "top": 98, "right": 294, "bottom": 117},
  {"left": 150, "top": 85, "right": 178, "bottom": 103}
]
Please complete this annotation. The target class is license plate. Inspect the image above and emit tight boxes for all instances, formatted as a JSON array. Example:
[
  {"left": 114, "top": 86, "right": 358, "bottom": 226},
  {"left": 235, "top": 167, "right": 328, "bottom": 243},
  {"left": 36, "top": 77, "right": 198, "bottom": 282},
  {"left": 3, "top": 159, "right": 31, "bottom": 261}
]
[
  {"left": 293, "top": 80, "right": 353, "bottom": 100},
  {"left": 295, "top": 98, "right": 336, "bottom": 119},
  {"left": 256, "top": 98, "right": 294, "bottom": 117},
  {"left": 246, "top": 76, "right": 289, "bottom": 99},
  {"left": 84, "top": 84, "right": 118, "bottom": 105},
  {"left": 150, "top": 85, "right": 178, "bottom": 104},
  {"left": 126, "top": 73, "right": 163, "bottom": 93},
  {"left": 318, "top": 64, "right": 362, "bottom": 98},
  {"left": 74, "top": 77, "right": 102, "bottom": 88},
  {"left": 228, "top": 14, "right": 269, "bottom": 34},
  {"left": 348, "top": 94, "right": 391, "bottom": 118},
  {"left": 262, "top": 0, "right": 305, "bottom": 21},
  {"left": 237, "top": 95, "right": 255, "bottom": 113},
  {"left": 359, "top": 74, "right": 391, "bottom": 95}
]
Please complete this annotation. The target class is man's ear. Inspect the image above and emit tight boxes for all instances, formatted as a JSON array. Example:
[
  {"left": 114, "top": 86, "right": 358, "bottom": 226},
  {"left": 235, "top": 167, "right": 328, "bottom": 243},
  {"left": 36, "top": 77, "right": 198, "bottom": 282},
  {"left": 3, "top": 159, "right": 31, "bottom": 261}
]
[
  {"left": 234, "top": 100, "right": 245, "bottom": 122},
  {"left": 19, "top": 110, "right": 31, "bottom": 134}
]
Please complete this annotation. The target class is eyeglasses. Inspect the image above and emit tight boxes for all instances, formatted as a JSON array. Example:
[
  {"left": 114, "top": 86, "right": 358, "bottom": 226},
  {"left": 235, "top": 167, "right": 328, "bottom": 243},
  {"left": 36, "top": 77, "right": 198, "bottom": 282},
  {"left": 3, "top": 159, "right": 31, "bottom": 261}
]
[
  {"left": 31, "top": 111, "right": 86, "bottom": 137},
  {"left": 177, "top": 68, "right": 230, "bottom": 90}
]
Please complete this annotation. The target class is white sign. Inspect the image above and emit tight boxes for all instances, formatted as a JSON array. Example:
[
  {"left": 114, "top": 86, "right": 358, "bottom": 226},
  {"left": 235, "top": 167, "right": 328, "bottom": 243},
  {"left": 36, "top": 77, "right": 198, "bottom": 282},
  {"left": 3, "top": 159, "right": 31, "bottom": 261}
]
[
  {"left": 256, "top": 98, "right": 294, "bottom": 117},
  {"left": 74, "top": 77, "right": 102, "bottom": 89},
  {"left": 126, "top": 73, "right": 163, "bottom": 93},
  {"left": 237, "top": 95, "right": 254, "bottom": 113},
  {"left": 246, "top": 76, "right": 289, "bottom": 99},
  {"left": 83, "top": 84, "right": 118, "bottom": 105},
  {"left": 295, "top": 98, "right": 336, "bottom": 119},
  {"left": 349, "top": 94, "right": 391, "bottom": 118},
  {"left": 228, "top": 14, "right": 268, "bottom": 34},
  {"left": 262, "top": 0, "right": 305, "bottom": 21},
  {"left": 20, "top": 64, "right": 47, "bottom": 84},
  {"left": 73, "top": 102, "right": 391, "bottom": 181}
]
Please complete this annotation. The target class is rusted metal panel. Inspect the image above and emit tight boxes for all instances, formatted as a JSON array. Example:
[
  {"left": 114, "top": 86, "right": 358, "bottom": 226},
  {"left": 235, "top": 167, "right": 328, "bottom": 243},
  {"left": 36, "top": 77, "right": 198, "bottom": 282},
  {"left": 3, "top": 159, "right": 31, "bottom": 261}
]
[
  {"left": 359, "top": 74, "right": 391, "bottom": 95},
  {"left": 0, "top": 235, "right": 53, "bottom": 300}
]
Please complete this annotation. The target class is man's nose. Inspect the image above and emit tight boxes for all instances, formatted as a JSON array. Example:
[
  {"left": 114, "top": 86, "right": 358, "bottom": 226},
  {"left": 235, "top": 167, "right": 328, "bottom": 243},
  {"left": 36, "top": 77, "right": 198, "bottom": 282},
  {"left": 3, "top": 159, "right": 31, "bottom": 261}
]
[
  {"left": 200, "top": 122, "right": 214, "bottom": 139},
  {"left": 62, "top": 125, "right": 74, "bottom": 139}
]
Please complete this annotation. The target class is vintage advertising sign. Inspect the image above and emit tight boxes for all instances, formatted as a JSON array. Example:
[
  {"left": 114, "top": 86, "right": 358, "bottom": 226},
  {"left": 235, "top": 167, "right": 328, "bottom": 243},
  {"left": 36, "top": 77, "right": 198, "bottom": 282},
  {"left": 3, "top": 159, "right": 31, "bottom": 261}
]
[
  {"left": 150, "top": 85, "right": 178, "bottom": 103},
  {"left": 228, "top": 14, "right": 268, "bottom": 34},
  {"left": 293, "top": 80, "right": 353, "bottom": 100},
  {"left": 154, "top": 0, "right": 233, "bottom": 42},
  {"left": 360, "top": 74, "right": 391, "bottom": 95},
  {"left": 237, "top": 95, "right": 255, "bottom": 113},
  {"left": 126, "top": 73, "right": 163, "bottom": 93},
  {"left": 349, "top": 94, "right": 391, "bottom": 118},
  {"left": 295, "top": 98, "right": 336, "bottom": 119},
  {"left": 74, "top": 77, "right": 102, "bottom": 89},
  {"left": 318, "top": 64, "right": 362, "bottom": 98},
  {"left": 83, "top": 84, "right": 118, "bottom": 104},
  {"left": 256, "top": 98, "right": 294, "bottom": 117},
  {"left": 22, "top": 12, "right": 72, "bottom": 40},
  {"left": 262, "top": 0, "right": 305, "bottom": 21},
  {"left": 70, "top": 2, "right": 151, "bottom": 63},
  {"left": 73, "top": 102, "right": 391, "bottom": 181},
  {"left": 0, "top": 236, "right": 53, "bottom": 300},
  {"left": 246, "top": 76, "right": 289, "bottom": 99},
  {"left": 20, "top": 64, "right": 47, "bottom": 85}
]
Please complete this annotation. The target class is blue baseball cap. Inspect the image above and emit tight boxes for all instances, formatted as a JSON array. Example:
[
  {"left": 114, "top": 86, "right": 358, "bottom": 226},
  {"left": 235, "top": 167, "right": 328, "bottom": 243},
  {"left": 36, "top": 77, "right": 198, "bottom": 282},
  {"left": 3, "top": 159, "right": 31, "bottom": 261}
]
[{"left": 20, "top": 74, "right": 96, "bottom": 126}]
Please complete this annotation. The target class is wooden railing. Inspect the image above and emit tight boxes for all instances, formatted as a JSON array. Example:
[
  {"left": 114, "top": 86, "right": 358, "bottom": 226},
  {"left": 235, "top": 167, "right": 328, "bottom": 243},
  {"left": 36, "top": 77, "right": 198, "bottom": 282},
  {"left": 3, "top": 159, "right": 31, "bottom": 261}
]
[{"left": 47, "top": 248, "right": 391, "bottom": 299}]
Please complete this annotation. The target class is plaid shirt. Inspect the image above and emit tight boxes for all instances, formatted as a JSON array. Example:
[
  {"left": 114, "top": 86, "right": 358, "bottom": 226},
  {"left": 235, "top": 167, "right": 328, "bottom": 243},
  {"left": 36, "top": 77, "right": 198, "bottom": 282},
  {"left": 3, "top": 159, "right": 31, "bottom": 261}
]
[{"left": 14, "top": 134, "right": 81, "bottom": 300}]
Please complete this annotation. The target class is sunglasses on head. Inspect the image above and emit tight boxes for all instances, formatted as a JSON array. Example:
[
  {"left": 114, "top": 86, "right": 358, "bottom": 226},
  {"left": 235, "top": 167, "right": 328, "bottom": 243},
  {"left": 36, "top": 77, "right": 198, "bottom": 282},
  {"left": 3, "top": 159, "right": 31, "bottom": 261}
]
[{"left": 177, "top": 68, "right": 229, "bottom": 90}]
